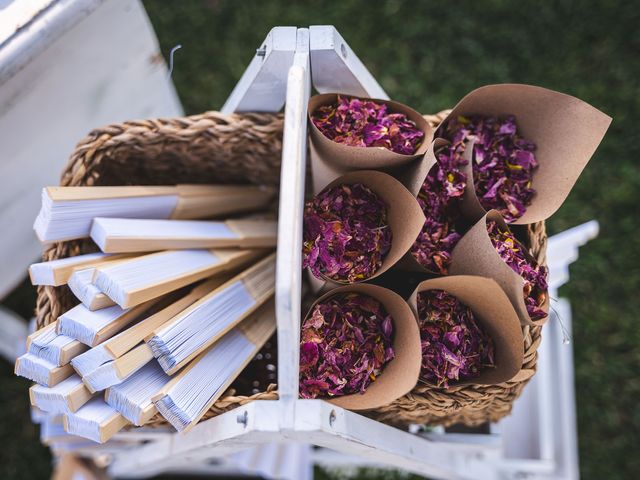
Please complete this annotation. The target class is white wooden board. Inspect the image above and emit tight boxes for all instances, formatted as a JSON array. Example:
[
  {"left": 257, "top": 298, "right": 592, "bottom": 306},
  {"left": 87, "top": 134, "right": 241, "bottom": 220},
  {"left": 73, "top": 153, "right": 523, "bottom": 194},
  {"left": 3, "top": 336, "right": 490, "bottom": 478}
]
[{"left": 0, "top": 0, "right": 182, "bottom": 299}]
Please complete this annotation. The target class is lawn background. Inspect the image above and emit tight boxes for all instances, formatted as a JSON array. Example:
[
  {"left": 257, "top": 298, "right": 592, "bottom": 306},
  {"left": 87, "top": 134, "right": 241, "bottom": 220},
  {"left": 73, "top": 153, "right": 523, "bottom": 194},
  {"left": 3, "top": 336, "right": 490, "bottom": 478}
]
[{"left": 1, "top": 1, "right": 638, "bottom": 478}]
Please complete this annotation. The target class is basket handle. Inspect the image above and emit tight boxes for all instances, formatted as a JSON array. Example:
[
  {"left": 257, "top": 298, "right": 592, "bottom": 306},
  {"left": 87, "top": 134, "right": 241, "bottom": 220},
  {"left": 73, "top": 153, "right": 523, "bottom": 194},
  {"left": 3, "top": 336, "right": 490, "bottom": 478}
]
[{"left": 275, "top": 33, "right": 311, "bottom": 407}]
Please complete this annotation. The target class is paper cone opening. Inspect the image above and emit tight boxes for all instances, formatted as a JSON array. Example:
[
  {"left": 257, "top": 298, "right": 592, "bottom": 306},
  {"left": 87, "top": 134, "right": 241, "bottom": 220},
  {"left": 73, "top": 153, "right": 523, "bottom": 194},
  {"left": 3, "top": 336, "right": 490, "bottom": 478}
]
[
  {"left": 409, "top": 276, "right": 523, "bottom": 386},
  {"left": 308, "top": 93, "right": 433, "bottom": 171},
  {"left": 450, "top": 210, "right": 549, "bottom": 326},
  {"left": 309, "top": 170, "right": 425, "bottom": 285},
  {"left": 437, "top": 83, "right": 612, "bottom": 224},
  {"left": 301, "top": 284, "right": 421, "bottom": 410}
]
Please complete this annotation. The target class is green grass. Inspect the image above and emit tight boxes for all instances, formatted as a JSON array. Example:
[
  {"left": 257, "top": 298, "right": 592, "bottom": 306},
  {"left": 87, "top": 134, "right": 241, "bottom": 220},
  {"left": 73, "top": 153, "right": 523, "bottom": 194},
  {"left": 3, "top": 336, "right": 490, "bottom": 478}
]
[
  {"left": 1, "top": 1, "right": 637, "bottom": 478},
  {"left": 0, "top": 279, "right": 52, "bottom": 480},
  {"left": 0, "top": 360, "right": 52, "bottom": 480}
]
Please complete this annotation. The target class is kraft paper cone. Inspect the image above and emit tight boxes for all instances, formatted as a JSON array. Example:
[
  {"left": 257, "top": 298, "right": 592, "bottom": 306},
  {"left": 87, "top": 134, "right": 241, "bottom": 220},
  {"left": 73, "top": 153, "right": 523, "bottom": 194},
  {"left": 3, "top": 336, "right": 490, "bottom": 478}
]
[
  {"left": 306, "top": 268, "right": 329, "bottom": 295},
  {"left": 450, "top": 210, "right": 549, "bottom": 326},
  {"left": 457, "top": 138, "right": 488, "bottom": 223},
  {"left": 399, "top": 138, "right": 477, "bottom": 274},
  {"left": 302, "top": 284, "right": 421, "bottom": 410},
  {"left": 308, "top": 170, "right": 425, "bottom": 287},
  {"left": 309, "top": 93, "right": 433, "bottom": 191},
  {"left": 397, "top": 138, "right": 442, "bottom": 197},
  {"left": 436, "top": 84, "right": 612, "bottom": 224},
  {"left": 400, "top": 136, "right": 488, "bottom": 224},
  {"left": 408, "top": 276, "right": 523, "bottom": 386}
]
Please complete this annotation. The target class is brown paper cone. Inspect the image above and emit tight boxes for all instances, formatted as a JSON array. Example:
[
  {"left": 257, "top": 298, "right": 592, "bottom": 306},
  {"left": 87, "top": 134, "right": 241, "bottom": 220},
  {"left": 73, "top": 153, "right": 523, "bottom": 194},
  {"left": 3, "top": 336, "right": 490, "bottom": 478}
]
[
  {"left": 436, "top": 83, "right": 612, "bottom": 224},
  {"left": 309, "top": 93, "right": 433, "bottom": 191},
  {"left": 457, "top": 138, "right": 488, "bottom": 223},
  {"left": 308, "top": 170, "right": 425, "bottom": 287},
  {"left": 310, "top": 140, "right": 349, "bottom": 194},
  {"left": 408, "top": 276, "right": 524, "bottom": 386},
  {"left": 306, "top": 268, "right": 330, "bottom": 295},
  {"left": 450, "top": 210, "right": 549, "bottom": 326},
  {"left": 399, "top": 138, "right": 479, "bottom": 275},
  {"left": 397, "top": 138, "right": 443, "bottom": 197},
  {"left": 301, "top": 284, "right": 421, "bottom": 410}
]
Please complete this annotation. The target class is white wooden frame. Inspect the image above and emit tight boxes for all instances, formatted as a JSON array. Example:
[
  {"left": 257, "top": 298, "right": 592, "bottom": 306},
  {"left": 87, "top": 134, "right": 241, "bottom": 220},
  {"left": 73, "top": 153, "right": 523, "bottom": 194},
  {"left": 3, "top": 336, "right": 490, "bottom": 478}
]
[{"left": 47, "top": 25, "right": 593, "bottom": 480}]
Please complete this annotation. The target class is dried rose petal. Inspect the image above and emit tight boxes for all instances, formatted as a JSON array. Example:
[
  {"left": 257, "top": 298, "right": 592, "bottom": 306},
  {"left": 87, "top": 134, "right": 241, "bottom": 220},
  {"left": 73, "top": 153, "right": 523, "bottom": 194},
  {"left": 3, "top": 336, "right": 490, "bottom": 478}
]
[
  {"left": 445, "top": 115, "right": 537, "bottom": 222},
  {"left": 411, "top": 143, "right": 468, "bottom": 274},
  {"left": 312, "top": 95, "right": 424, "bottom": 155},
  {"left": 417, "top": 290, "right": 495, "bottom": 387},
  {"left": 487, "top": 221, "right": 548, "bottom": 321},
  {"left": 299, "top": 292, "right": 395, "bottom": 399},
  {"left": 303, "top": 183, "right": 392, "bottom": 282}
]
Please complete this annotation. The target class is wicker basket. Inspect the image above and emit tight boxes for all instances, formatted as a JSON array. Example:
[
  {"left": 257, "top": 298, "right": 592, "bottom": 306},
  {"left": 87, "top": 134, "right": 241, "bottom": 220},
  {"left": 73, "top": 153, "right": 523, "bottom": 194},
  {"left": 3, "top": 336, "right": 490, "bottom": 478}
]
[{"left": 35, "top": 109, "right": 545, "bottom": 429}]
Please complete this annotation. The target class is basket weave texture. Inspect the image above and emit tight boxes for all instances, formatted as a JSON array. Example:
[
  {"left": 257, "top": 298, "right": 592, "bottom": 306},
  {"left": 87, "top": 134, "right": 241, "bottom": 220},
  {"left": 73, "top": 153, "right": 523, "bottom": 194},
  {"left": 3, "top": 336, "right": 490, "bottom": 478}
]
[{"left": 35, "top": 110, "right": 544, "bottom": 428}]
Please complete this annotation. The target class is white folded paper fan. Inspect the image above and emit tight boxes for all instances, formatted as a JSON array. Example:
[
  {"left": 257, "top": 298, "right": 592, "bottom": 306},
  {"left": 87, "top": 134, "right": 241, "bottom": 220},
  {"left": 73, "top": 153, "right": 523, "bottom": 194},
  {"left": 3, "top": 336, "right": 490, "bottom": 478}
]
[
  {"left": 90, "top": 217, "right": 278, "bottom": 253},
  {"left": 149, "top": 281, "right": 255, "bottom": 373},
  {"left": 82, "top": 362, "right": 124, "bottom": 393},
  {"left": 34, "top": 185, "right": 276, "bottom": 243},
  {"left": 30, "top": 375, "right": 92, "bottom": 414},
  {"left": 40, "top": 417, "right": 69, "bottom": 444},
  {"left": 33, "top": 188, "right": 178, "bottom": 243},
  {"left": 31, "top": 406, "right": 50, "bottom": 424},
  {"left": 93, "top": 250, "right": 221, "bottom": 308},
  {"left": 67, "top": 267, "right": 114, "bottom": 310},
  {"left": 70, "top": 285, "right": 205, "bottom": 377},
  {"left": 64, "top": 397, "right": 127, "bottom": 443},
  {"left": 29, "top": 326, "right": 86, "bottom": 366},
  {"left": 29, "top": 252, "right": 110, "bottom": 286},
  {"left": 70, "top": 344, "right": 113, "bottom": 378},
  {"left": 15, "top": 353, "right": 72, "bottom": 386},
  {"left": 90, "top": 217, "right": 236, "bottom": 251},
  {"left": 58, "top": 304, "right": 131, "bottom": 346},
  {"left": 154, "top": 329, "right": 254, "bottom": 432},
  {"left": 41, "top": 419, "right": 66, "bottom": 438},
  {"left": 81, "top": 344, "right": 154, "bottom": 393},
  {"left": 106, "top": 361, "right": 170, "bottom": 425},
  {"left": 147, "top": 254, "right": 275, "bottom": 374}
]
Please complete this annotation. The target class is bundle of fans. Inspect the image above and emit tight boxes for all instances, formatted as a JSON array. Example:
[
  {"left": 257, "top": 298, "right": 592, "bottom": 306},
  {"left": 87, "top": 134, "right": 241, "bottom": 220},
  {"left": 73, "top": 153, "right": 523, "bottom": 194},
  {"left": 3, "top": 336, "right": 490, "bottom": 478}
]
[{"left": 18, "top": 184, "right": 278, "bottom": 442}]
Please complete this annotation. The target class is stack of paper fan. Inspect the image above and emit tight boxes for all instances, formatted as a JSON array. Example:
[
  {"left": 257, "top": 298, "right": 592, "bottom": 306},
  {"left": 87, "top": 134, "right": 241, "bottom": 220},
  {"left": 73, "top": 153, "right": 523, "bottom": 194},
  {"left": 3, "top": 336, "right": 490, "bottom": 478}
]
[{"left": 17, "top": 184, "right": 278, "bottom": 443}]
